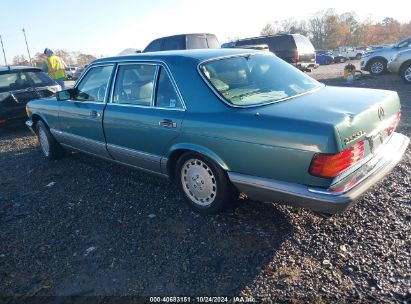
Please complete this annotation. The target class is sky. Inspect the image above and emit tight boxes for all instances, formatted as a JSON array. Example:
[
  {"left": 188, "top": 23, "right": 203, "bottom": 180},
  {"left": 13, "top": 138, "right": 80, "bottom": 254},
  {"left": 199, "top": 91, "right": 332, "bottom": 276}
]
[{"left": 0, "top": 0, "right": 409, "bottom": 65}]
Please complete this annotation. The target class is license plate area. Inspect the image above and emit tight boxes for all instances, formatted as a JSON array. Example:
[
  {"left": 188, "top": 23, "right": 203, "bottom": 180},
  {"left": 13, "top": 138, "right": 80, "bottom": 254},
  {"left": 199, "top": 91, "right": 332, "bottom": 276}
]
[{"left": 367, "top": 132, "right": 385, "bottom": 155}]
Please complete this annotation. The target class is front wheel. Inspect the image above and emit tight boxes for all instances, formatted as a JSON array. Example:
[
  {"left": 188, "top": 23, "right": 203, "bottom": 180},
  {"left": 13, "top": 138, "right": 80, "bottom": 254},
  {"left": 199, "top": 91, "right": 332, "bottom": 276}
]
[
  {"left": 369, "top": 59, "right": 386, "bottom": 75},
  {"left": 400, "top": 63, "right": 411, "bottom": 84},
  {"left": 36, "top": 121, "right": 64, "bottom": 159},
  {"left": 176, "top": 152, "right": 238, "bottom": 214}
]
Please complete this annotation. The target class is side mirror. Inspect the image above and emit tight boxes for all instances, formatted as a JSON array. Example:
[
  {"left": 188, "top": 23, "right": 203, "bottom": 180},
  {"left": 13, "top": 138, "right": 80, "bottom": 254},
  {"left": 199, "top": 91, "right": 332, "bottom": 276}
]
[{"left": 56, "top": 88, "right": 76, "bottom": 101}]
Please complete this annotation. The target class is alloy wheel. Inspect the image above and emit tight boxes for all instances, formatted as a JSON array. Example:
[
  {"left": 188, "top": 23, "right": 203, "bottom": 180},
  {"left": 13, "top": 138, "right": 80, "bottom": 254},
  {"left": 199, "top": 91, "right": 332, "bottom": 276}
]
[
  {"left": 404, "top": 66, "right": 411, "bottom": 82},
  {"left": 370, "top": 61, "right": 384, "bottom": 74}
]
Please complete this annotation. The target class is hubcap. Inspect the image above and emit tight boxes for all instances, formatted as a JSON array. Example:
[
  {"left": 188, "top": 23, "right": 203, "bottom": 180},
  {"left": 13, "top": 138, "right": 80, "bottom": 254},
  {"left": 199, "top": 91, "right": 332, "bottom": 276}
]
[
  {"left": 38, "top": 127, "right": 50, "bottom": 156},
  {"left": 181, "top": 158, "right": 217, "bottom": 206},
  {"left": 404, "top": 67, "right": 411, "bottom": 82},
  {"left": 371, "top": 61, "right": 384, "bottom": 74}
]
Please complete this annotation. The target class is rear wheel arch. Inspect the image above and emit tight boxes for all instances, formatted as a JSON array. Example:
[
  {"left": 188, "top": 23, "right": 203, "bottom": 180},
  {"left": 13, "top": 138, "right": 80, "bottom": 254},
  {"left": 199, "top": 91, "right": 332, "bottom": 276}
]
[
  {"left": 166, "top": 146, "right": 229, "bottom": 182},
  {"left": 31, "top": 113, "right": 48, "bottom": 129},
  {"left": 367, "top": 56, "right": 387, "bottom": 71}
]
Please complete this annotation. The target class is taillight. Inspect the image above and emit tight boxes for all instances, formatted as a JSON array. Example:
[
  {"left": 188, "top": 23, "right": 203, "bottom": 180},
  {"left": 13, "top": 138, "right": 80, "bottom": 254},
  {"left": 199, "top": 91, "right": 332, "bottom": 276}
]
[
  {"left": 293, "top": 50, "right": 299, "bottom": 62},
  {"left": 309, "top": 141, "right": 365, "bottom": 178},
  {"left": 386, "top": 111, "right": 401, "bottom": 136}
]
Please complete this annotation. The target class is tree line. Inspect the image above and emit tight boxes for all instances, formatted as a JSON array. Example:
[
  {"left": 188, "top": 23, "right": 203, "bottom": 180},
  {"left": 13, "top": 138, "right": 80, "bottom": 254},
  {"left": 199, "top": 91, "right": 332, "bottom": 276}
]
[
  {"left": 11, "top": 50, "right": 97, "bottom": 68},
  {"left": 260, "top": 9, "right": 411, "bottom": 49}
]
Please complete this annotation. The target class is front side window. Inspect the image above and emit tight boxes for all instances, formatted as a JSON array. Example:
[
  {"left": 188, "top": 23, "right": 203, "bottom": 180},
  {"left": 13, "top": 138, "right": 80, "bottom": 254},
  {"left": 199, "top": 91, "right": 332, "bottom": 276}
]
[
  {"left": 112, "top": 64, "right": 156, "bottom": 106},
  {"left": 74, "top": 65, "right": 113, "bottom": 102},
  {"left": 155, "top": 67, "right": 182, "bottom": 109},
  {"left": 200, "top": 54, "right": 322, "bottom": 107}
]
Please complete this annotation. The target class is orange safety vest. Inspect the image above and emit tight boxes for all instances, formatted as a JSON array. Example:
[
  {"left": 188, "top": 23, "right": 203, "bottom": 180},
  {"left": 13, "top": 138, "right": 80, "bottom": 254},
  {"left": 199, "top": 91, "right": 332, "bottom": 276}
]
[{"left": 45, "top": 55, "right": 66, "bottom": 80}]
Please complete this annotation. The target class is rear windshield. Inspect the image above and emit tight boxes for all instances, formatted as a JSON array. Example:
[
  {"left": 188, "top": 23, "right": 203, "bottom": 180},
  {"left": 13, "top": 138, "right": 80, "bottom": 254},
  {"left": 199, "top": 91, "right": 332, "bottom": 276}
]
[
  {"left": 200, "top": 54, "right": 321, "bottom": 107},
  {"left": 0, "top": 70, "right": 55, "bottom": 92}
]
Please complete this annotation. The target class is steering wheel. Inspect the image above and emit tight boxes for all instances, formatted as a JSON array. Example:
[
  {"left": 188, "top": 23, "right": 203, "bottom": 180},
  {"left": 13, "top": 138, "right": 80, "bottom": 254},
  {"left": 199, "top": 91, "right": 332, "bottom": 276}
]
[{"left": 96, "top": 85, "right": 106, "bottom": 101}]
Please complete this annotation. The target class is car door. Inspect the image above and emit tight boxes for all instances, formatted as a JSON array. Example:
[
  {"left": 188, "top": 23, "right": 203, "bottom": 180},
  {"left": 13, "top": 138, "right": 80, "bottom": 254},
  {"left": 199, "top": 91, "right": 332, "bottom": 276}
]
[
  {"left": 55, "top": 64, "right": 114, "bottom": 158},
  {"left": 103, "top": 63, "right": 185, "bottom": 174}
]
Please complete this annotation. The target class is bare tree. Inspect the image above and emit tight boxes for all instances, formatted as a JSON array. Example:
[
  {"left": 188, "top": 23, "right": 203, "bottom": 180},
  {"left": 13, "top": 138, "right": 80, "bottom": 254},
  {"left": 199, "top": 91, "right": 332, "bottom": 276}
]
[
  {"left": 76, "top": 53, "right": 97, "bottom": 67},
  {"left": 12, "top": 55, "right": 29, "bottom": 66},
  {"left": 261, "top": 23, "right": 275, "bottom": 36}
]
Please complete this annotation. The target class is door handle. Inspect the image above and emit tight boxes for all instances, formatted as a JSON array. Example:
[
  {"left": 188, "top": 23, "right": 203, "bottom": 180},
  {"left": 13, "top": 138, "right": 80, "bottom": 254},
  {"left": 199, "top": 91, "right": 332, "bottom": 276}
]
[
  {"left": 158, "top": 119, "right": 177, "bottom": 128},
  {"left": 89, "top": 110, "right": 101, "bottom": 118}
]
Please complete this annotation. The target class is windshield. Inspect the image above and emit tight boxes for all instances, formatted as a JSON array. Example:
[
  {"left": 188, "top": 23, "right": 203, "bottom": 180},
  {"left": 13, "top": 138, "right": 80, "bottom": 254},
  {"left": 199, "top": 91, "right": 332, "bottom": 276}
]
[{"left": 200, "top": 54, "right": 321, "bottom": 107}]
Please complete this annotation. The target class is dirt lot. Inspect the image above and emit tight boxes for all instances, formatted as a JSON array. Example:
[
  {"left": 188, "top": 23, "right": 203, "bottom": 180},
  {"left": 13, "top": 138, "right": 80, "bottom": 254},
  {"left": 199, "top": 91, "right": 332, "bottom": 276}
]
[{"left": 0, "top": 61, "right": 410, "bottom": 303}]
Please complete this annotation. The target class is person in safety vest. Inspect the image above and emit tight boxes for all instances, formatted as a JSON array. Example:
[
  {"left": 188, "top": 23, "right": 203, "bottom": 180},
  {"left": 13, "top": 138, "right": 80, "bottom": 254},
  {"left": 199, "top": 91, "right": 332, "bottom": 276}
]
[{"left": 42, "top": 48, "right": 67, "bottom": 90}]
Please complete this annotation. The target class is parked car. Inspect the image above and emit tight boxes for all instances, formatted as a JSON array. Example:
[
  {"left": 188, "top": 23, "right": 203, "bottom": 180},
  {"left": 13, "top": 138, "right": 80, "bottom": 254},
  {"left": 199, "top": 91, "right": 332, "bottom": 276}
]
[
  {"left": 143, "top": 33, "right": 220, "bottom": 52},
  {"left": 0, "top": 66, "right": 60, "bottom": 127},
  {"left": 388, "top": 49, "right": 411, "bottom": 84},
  {"left": 25, "top": 49, "right": 409, "bottom": 215},
  {"left": 315, "top": 50, "right": 334, "bottom": 65},
  {"left": 221, "top": 34, "right": 318, "bottom": 71},
  {"left": 72, "top": 65, "right": 88, "bottom": 80},
  {"left": 361, "top": 36, "right": 411, "bottom": 75},
  {"left": 65, "top": 67, "right": 79, "bottom": 80}
]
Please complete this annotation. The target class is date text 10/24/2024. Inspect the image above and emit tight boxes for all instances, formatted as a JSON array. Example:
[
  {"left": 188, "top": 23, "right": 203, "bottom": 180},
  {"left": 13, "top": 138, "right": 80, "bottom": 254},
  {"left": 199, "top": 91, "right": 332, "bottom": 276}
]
[{"left": 149, "top": 296, "right": 256, "bottom": 303}]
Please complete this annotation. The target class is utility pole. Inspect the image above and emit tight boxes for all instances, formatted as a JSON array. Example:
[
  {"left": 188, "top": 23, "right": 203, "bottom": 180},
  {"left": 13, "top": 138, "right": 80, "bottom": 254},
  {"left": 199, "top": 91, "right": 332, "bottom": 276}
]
[
  {"left": 0, "top": 34, "right": 8, "bottom": 66},
  {"left": 22, "top": 28, "right": 33, "bottom": 66}
]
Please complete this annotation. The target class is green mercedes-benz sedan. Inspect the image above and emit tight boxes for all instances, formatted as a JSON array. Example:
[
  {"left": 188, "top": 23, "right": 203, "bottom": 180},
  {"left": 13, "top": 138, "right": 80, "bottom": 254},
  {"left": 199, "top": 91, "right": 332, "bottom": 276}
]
[{"left": 25, "top": 49, "right": 409, "bottom": 215}]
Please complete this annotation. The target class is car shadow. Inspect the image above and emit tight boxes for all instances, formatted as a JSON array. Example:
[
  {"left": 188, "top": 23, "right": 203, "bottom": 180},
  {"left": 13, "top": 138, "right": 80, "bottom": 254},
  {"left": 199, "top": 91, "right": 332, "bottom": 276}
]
[{"left": 0, "top": 145, "right": 295, "bottom": 297}]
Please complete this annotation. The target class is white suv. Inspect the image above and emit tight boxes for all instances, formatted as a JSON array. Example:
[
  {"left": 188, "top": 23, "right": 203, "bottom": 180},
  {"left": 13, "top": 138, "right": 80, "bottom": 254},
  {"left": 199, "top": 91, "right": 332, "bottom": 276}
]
[{"left": 361, "top": 36, "right": 411, "bottom": 75}]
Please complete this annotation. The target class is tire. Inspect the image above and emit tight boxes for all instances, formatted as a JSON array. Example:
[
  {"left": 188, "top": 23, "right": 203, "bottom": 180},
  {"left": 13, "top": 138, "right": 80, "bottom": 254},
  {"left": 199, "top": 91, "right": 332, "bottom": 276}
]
[
  {"left": 36, "top": 120, "right": 64, "bottom": 159},
  {"left": 400, "top": 63, "right": 411, "bottom": 84},
  {"left": 355, "top": 53, "right": 362, "bottom": 60},
  {"left": 175, "top": 152, "right": 238, "bottom": 214},
  {"left": 369, "top": 58, "right": 386, "bottom": 75}
]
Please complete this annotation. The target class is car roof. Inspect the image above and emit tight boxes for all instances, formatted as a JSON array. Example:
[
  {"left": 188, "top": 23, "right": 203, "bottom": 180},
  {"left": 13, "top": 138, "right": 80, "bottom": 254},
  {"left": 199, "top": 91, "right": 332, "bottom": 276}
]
[
  {"left": 0, "top": 66, "right": 42, "bottom": 73},
  {"left": 92, "top": 49, "right": 262, "bottom": 65}
]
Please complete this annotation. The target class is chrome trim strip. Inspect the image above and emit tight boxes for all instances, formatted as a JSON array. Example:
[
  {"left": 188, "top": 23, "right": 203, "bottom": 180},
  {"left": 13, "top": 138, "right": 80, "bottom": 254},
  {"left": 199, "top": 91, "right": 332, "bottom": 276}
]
[
  {"left": 152, "top": 65, "right": 160, "bottom": 107},
  {"left": 197, "top": 53, "right": 324, "bottom": 109},
  {"left": 50, "top": 129, "right": 110, "bottom": 158},
  {"left": 106, "top": 143, "right": 161, "bottom": 164},
  {"left": 60, "top": 143, "right": 168, "bottom": 179}
]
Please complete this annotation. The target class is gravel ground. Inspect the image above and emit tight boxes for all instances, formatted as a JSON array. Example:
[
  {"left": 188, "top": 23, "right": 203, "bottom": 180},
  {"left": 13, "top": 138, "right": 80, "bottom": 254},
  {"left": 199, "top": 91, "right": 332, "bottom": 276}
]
[{"left": 0, "top": 61, "right": 410, "bottom": 303}]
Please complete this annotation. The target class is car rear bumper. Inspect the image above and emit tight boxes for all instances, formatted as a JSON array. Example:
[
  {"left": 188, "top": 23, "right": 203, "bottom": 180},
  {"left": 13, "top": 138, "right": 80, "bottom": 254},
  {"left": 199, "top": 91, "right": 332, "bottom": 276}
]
[{"left": 228, "top": 132, "right": 409, "bottom": 214}]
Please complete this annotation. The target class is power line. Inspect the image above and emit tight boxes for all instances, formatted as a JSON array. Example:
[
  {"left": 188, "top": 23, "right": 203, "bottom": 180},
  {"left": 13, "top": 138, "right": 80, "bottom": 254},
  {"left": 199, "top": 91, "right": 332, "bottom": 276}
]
[
  {"left": 22, "top": 28, "right": 33, "bottom": 66},
  {"left": 0, "top": 35, "right": 8, "bottom": 66}
]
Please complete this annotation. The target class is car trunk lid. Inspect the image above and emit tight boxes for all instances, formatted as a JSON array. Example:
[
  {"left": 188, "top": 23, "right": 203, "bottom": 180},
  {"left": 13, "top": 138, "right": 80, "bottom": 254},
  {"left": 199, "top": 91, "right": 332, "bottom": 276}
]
[{"left": 257, "top": 85, "right": 402, "bottom": 154}]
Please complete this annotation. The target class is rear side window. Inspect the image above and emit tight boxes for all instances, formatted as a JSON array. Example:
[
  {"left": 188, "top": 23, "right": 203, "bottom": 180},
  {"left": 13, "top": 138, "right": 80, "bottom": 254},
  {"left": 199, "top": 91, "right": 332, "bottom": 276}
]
[
  {"left": 155, "top": 67, "right": 182, "bottom": 109},
  {"left": 162, "top": 36, "right": 185, "bottom": 51},
  {"left": 112, "top": 64, "right": 156, "bottom": 106}
]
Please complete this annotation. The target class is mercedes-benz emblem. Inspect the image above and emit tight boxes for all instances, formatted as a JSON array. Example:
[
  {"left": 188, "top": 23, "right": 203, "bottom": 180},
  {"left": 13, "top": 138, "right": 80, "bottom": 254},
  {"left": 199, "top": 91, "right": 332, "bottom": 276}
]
[{"left": 377, "top": 107, "right": 385, "bottom": 121}]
